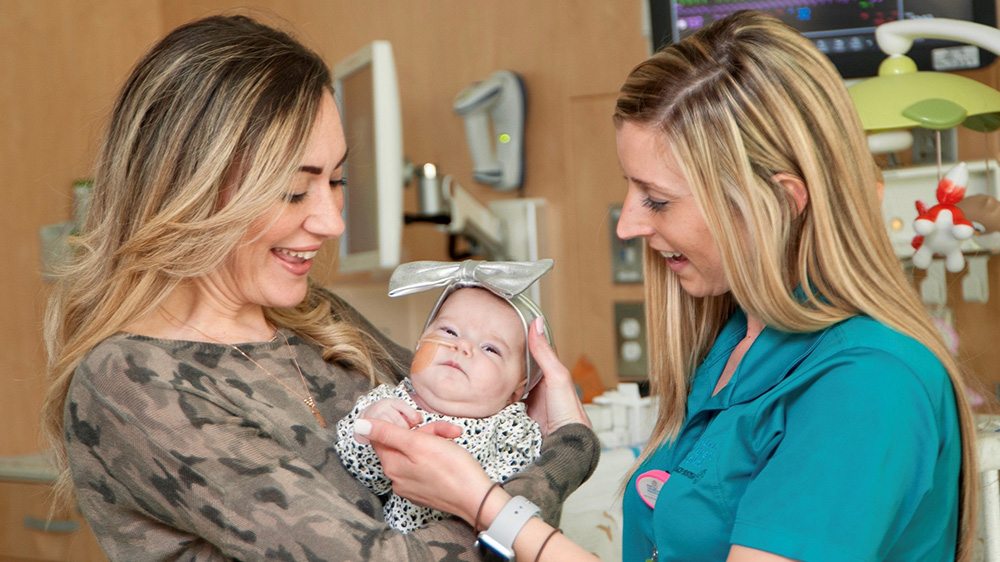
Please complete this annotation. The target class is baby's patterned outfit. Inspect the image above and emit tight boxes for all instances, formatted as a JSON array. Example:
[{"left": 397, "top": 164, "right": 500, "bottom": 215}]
[{"left": 336, "top": 379, "right": 542, "bottom": 532}]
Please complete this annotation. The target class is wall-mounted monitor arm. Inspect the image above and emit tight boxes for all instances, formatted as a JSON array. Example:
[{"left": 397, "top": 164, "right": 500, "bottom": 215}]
[
  {"left": 442, "top": 175, "right": 508, "bottom": 259},
  {"left": 405, "top": 163, "right": 545, "bottom": 263}
]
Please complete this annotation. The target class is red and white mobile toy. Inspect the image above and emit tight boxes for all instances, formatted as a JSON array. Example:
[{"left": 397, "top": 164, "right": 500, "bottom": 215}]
[{"left": 911, "top": 162, "right": 975, "bottom": 273}]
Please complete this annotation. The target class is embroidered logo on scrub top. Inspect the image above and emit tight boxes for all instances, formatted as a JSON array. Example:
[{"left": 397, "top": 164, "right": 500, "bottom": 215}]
[{"left": 674, "top": 440, "right": 716, "bottom": 483}]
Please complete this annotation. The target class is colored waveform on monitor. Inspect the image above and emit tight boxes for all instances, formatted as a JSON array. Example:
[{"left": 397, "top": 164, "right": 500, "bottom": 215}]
[
  {"left": 675, "top": 0, "right": 895, "bottom": 37},
  {"left": 675, "top": 0, "right": 883, "bottom": 6},
  {"left": 676, "top": 0, "right": 885, "bottom": 13}
]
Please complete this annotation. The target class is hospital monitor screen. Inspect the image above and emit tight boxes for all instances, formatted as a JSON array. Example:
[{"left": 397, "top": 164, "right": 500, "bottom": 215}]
[
  {"left": 648, "top": 0, "right": 997, "bottom": 78},
  {"left": 333, "top": 40, "right": 404, "bottom": 273}
]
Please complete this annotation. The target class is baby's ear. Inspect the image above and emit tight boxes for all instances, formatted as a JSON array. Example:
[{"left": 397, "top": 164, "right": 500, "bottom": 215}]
[{"left": 510, "top": 379, "right": 528, "bottom": 404}]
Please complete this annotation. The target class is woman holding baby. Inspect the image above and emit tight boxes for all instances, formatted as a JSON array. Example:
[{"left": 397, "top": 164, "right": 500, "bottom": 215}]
[{"left": 41, "top": 14, "right": 595, "bottom": 562}]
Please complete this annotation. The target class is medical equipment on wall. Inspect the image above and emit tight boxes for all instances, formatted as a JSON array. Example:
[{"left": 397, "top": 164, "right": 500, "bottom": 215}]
[
  {"left": 404, "top": 69, "right": 540, "bottom": 269},
  {"left": 333, "top": 40, "right": 405, "bottom": 274},
  {"left": 649, "top": 1, "right": 997, "bottom": 79},
  {"left": 406, "top": 162, "right": 545, "bottom": 265},
  {"left": 333, "top": 40, "right": 539, "bottom": 273},
  {"left": 453, "top": 70, "right": 526, "bottom": 191},
  {"left": 848, "top": 18, "right": 1000, "bottom": 303},
  {"left": 403, "top": 161, "right": 547, "bottom": 305}
]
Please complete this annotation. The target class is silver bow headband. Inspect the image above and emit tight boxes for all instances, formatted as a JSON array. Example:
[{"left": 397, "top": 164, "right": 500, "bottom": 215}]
[{"left": 388, "top": 259, "right": 554, "bottom": 398}]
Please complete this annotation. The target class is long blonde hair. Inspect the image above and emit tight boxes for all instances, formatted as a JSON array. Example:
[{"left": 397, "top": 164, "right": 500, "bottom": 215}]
[
  {"left": 41, "top": 15, "right": 397, "bottom": 507},
  {"left": 615, "top": 10, "right": 977, "bottom": 559}
]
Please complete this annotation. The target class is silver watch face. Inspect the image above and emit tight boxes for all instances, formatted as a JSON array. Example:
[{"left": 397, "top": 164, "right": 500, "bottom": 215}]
[{"left": 475, "top": 533, "right": 515, "bottom": 562}]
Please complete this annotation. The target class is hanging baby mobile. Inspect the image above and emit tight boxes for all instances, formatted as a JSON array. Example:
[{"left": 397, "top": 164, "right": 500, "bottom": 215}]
[{"left": 911, "top": 162, "right": 975, "bottom": 273}]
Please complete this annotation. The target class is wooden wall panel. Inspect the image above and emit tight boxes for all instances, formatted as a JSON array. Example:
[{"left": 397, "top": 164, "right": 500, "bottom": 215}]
[
  {"left": 563, "top": 94, "right": 643, "bottom": 389},
  {"left": 0, "top": 1, "right": 163, "bottom": 455},
  {"left": 946, "top": 259, "right": 1000, "bottom": 404}
]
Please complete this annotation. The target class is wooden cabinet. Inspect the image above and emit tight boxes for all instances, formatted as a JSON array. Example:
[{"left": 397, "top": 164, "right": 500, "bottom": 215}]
[
  {"left": 0, "top": 452, "right": 106, "bottom": 562},
  {"left": 0, "top": 480, "right": 106, "bottom": 562}
]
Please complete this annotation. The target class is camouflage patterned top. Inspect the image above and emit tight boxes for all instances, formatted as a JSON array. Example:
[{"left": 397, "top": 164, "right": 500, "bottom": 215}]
[{"left": 64, "top": 295, "right": 600, "bottom": 561}]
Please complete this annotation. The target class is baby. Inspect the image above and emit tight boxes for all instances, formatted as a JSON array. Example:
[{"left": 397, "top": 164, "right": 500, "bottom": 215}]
[{"left": 335, "top": 259, "right": 553, "bottom": 533}]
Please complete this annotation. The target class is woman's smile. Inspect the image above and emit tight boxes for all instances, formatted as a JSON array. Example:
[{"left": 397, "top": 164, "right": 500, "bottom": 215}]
[
  {"left": 272, "top": 247, "right": 320, "bottom": 275},
  {"left": 661, "top": 251, "right": 688, "bottom": 272},
  {"left": 219, "top": 93, "right": 346, "bottom": 309}
]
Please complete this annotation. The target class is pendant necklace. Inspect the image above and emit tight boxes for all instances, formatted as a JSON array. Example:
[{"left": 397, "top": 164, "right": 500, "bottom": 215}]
[{"left": 158, "top": 308, "right": 327, "bottom": 427}]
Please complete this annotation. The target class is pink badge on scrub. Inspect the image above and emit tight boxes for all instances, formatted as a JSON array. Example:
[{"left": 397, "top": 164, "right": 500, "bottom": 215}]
[{"left": 636, "top": 470, "right": 670, "bottom": 509}]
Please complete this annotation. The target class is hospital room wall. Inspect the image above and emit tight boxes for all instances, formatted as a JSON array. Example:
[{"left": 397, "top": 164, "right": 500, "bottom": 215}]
[
  {"left": 3, "top": 1, "right": 1000, "bottom": 458},
  {"left": 0, "top": 1, "right": 166, "bottom": 456}
]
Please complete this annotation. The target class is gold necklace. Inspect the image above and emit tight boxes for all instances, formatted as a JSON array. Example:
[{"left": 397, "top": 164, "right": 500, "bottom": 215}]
[{"left": 158, "top": 308, "right": 327, "bottom": 427}]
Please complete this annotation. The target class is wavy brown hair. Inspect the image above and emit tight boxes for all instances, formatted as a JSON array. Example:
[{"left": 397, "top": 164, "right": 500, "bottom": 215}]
[
  {"left": 41, "top": 14, "right": 397, "bottom": 508},
  {"left": 615, "top": 10, "right": 977, "bottom": 560}
]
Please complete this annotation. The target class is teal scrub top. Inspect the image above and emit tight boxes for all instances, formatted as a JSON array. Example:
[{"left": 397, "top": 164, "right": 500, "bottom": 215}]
[{"left": 623, "top": 309, "right": 961, "bottom": 562}]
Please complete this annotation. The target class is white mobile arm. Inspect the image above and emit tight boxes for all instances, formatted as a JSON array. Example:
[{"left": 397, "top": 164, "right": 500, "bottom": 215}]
[{"left": 876, "top": 18, "right": 1000, "bottom": 57}]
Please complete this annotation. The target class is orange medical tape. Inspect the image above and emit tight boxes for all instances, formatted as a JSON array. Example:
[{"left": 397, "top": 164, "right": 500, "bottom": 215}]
[{"left": 411, "top": 337, "right": 458, "bottom": 373}]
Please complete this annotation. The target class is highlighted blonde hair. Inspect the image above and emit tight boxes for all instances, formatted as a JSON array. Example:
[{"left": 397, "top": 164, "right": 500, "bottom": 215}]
[
  {"left": 615, "top": 10, "right": 977, "bottom": 560},
  {"left": 41, "top": 15, "right": 397, "bottom": 508}
]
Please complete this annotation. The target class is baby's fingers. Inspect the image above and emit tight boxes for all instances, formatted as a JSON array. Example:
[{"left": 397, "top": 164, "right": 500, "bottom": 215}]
[{"left": 414, "top": 420, "right": 463, "bottom": 439}]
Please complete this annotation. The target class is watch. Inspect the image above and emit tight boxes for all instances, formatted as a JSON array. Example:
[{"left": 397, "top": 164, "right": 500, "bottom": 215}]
[{"left": 474, "top": 495, "right": 540, "bottom": 561}]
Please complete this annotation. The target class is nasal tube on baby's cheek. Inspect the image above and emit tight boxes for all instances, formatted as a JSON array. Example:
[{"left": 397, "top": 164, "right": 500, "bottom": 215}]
[{"left": 411, "top": 337, "right": 457, "bottom": 373}]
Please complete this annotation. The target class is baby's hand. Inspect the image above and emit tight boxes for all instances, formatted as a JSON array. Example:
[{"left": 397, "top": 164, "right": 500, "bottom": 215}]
[{"left": 354, "top": 399, "right": 422, "bottom": 444}]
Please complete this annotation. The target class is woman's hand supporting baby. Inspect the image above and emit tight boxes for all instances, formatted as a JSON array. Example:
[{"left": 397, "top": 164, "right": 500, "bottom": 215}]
[
  {"left": 353, "top": 399, "right": 422, "bottom": 445},
  {"left": 357, "top": 418, "right": 492, "bottom": 525}
]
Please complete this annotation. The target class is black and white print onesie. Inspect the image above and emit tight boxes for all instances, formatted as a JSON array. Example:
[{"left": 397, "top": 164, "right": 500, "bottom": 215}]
[{"left": 335, "top": 379, "right": 542, "bottom": 533}]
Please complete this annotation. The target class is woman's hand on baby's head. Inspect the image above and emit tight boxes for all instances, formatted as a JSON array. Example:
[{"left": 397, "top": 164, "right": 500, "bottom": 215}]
[
  {"left": 354, "top": 399, "right": 422, "bottom": 444},
  {"left": 526, "top": 318, "right": 593, "bottom": 435}
]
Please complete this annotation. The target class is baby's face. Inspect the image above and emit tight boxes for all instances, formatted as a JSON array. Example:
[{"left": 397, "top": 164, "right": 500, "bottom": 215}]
[{"left": 409, "top": 288, "right": 526, "bottom": 418}]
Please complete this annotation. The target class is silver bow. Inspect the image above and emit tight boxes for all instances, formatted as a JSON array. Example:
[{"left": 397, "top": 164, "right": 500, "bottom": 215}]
[{"left": 388, "top": 259, "right": 554, "bottom": 299}]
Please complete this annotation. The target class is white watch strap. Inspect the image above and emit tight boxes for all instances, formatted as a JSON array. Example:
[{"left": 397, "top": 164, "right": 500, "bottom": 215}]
[{"left": 482, "top": 495, "right": 540, "bottom": 550}]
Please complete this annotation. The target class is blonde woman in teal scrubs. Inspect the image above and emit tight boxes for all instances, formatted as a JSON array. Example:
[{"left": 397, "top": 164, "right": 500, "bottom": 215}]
[{"left": 360, "top": 10, "right": 979, "bottom": 562}]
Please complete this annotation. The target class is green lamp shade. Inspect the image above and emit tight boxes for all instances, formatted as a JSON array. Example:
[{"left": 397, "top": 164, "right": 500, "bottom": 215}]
[{"left": 848, "top": 70, "right": 1000, "bottom": 132}]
